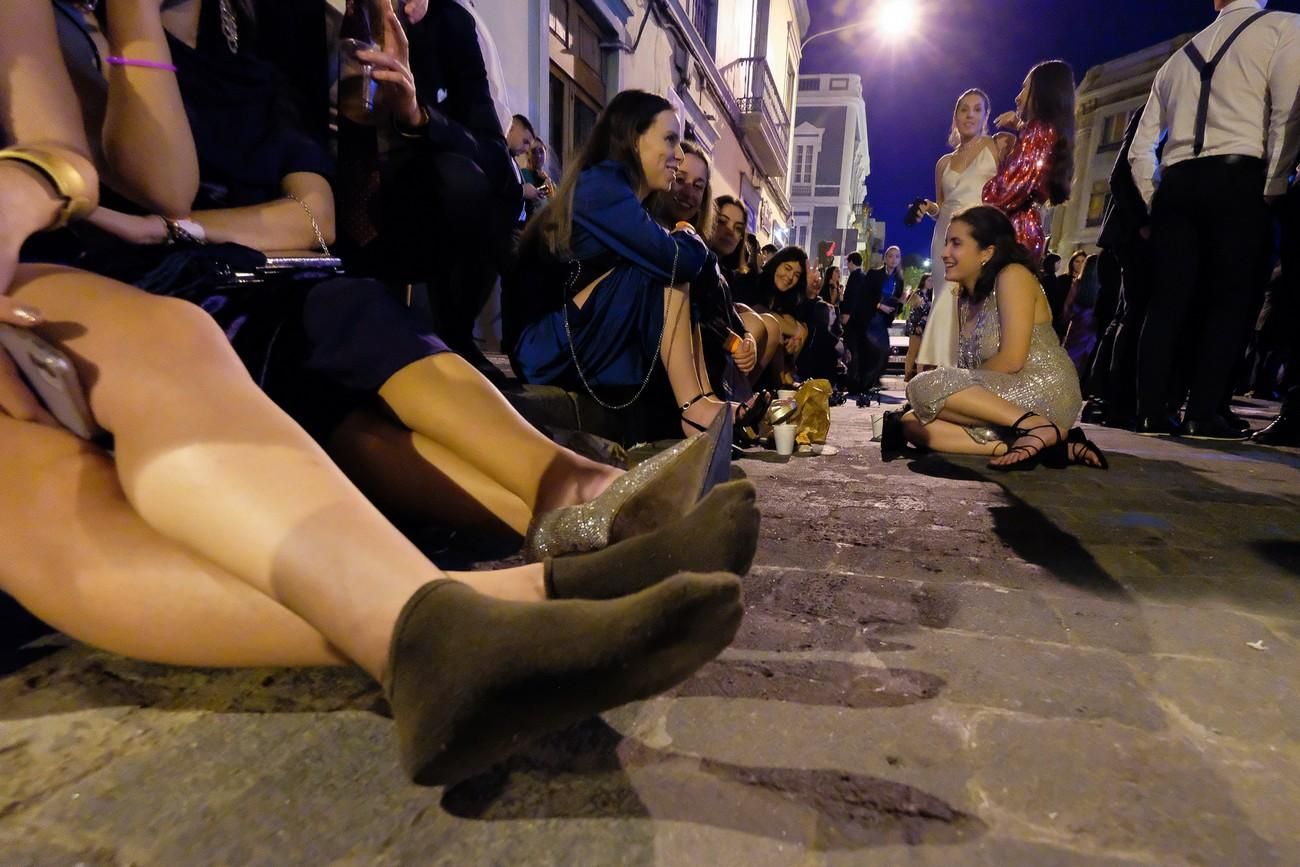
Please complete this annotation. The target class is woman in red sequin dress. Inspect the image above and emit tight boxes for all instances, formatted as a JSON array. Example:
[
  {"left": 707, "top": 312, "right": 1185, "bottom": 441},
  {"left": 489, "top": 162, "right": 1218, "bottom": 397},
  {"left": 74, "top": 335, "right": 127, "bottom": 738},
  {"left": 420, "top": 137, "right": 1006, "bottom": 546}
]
[{"left": 982, "top": 61, "right": 1077, "bottom": 264}]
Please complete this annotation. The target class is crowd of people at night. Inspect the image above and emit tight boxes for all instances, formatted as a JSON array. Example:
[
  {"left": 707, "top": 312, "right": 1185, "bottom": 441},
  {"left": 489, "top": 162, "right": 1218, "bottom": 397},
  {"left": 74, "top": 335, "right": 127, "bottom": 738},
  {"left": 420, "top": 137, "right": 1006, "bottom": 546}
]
[{"left": 0, "top": 0, "right": 1295, "bottom": 784}]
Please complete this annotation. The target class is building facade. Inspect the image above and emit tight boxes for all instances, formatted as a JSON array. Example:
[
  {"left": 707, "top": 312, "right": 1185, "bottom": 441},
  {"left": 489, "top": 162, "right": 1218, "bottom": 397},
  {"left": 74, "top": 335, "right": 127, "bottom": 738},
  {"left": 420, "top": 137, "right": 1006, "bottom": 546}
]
[
  {"left": 1049, "top": 36, "right": 1192, "bottom": 256},
  {"left": 788, "top": 73, "right": 872, "bottom": 268},
  {"left": 472, "top": 0, "right": 808, "bottom": 244}
]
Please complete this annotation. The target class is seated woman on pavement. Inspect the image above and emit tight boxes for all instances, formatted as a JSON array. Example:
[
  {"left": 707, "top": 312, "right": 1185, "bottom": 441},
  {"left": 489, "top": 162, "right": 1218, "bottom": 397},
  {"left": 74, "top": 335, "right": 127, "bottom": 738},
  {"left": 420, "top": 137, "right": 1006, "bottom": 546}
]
[
  {"left": 509, "top": 89, "right": 764, "bottom": 438},
  {"left": 749, "top": 245, "right": 811, "bottom": 387},
  {"left": 795, "top": 264, "right": 845, "bottom": 383},
  {"left": 49, "top": 0, "right": 742, "bottom": 552},
  {"left": 899, "top": 205, "right": 1105, "bottom": 470},
  {"left": 647, "top": 139, "right": 760, "bottom": 403},
  {"left": 707, "top": 195, "right": 784, "bottom": 386},
  {"left": 1, "top": 0, "right": 758, "bottom": 789}
]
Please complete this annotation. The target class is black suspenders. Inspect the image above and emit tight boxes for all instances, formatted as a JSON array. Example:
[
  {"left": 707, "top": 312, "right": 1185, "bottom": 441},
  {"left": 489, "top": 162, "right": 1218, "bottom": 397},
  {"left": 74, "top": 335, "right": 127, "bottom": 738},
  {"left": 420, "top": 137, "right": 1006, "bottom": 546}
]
[{"left": 1182, "top": 10, "right": 1277, "bottom": 156}]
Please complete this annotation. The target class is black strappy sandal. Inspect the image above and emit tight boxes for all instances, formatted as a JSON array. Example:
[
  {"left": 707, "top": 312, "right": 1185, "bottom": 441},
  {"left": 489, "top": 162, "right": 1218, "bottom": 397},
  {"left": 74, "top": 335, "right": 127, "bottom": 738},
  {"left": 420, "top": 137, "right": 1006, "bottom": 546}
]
[
  {"left": 1063, "top": 427, "right": 1109, "bottom": 469},
  {"left": 681, "top": 391, "right": 773, "bottom": 446},
  {"left": 989, "top": 411, "right": 1065, "bottom": 472}
]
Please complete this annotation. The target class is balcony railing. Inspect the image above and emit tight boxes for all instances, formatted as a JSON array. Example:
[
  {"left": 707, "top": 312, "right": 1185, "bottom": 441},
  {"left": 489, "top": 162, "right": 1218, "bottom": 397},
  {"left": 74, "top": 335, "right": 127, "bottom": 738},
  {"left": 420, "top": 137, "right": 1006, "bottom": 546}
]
[{"left": 721, "top": 56, "right": 792, "bottom": 178}]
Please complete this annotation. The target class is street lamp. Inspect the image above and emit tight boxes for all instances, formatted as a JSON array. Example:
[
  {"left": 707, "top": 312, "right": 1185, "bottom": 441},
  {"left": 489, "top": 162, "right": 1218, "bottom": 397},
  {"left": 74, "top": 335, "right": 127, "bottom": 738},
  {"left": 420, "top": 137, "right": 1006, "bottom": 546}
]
[
  {"left": 922, "top": 258, "right": 931, "bottom": 268},
  {"left": 800, "top": 0, "right": 922, "bottom": 52},
  {"left": 875, "top": 0, "right": 920, "bottom": 41}
]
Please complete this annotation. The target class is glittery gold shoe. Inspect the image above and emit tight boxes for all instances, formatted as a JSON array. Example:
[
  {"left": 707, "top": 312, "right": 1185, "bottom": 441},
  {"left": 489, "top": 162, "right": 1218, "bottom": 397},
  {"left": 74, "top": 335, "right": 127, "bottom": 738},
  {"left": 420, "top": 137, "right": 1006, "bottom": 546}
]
[{"left": 523, "top": 412, "right": 723, "bottom": 562}]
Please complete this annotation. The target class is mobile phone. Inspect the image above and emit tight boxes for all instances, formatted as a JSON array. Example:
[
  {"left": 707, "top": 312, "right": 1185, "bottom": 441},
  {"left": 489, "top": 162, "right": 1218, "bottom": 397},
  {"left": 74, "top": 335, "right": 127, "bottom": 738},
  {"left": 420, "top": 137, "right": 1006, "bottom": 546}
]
[{"left": 0, "top": 324, "right": 102, "bottom": 440}]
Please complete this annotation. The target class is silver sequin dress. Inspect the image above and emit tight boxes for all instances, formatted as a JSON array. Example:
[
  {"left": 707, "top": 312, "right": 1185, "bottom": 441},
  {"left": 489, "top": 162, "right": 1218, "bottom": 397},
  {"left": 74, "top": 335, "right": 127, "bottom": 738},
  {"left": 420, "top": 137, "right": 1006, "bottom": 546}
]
[{"left": 906, "top": 288, "right": 1082, "bottom": 443}]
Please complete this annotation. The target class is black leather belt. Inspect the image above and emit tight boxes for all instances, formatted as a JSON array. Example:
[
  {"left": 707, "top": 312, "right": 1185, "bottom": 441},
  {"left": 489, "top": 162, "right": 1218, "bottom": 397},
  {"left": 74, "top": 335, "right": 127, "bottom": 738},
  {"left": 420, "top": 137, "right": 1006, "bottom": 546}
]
[
  {"left": 1166, "top": 154, "right": 1265, "bottom": 177},
  {"left": 1204, "top": 154, "right": 1265, "bottom": 170}
]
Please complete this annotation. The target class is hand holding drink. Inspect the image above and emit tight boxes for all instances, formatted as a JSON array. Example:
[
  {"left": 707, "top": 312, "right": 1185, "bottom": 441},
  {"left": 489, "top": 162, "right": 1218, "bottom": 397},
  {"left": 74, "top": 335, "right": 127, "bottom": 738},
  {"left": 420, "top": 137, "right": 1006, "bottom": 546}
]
[
  {"left": 339, "top": 1, "right": 424, "bottom": 129},
  {"left": 338, "top": 0, "right": 381, "bottom": 124}
]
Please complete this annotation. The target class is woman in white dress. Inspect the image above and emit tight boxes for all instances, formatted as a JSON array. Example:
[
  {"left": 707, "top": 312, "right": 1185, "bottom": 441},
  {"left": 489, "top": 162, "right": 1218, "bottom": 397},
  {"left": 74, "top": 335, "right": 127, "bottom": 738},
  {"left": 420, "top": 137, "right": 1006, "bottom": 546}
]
[{"left": 916, "top": 89, "right": 1006, "bottom": 368}]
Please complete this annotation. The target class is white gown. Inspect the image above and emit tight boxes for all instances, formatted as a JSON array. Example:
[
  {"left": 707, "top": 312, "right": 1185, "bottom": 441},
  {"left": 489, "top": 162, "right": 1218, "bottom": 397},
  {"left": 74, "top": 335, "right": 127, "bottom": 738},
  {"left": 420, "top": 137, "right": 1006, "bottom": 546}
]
[{"left": 916, "top": 145, "right": 1000, "bottom": 368}]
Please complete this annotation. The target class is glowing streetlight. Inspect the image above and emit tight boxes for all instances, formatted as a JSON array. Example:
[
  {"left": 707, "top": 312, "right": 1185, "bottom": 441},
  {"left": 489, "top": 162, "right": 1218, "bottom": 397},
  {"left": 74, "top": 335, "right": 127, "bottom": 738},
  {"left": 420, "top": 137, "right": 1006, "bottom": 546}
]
[
  {"left": 922, "top": 258, "right": 931, "bottom": 268},
  {"left": 801, "top": 0, "right": 924, "bottom": 53},
  {"left": 875, "top": 0, "right": 920, "bottom": 40}
]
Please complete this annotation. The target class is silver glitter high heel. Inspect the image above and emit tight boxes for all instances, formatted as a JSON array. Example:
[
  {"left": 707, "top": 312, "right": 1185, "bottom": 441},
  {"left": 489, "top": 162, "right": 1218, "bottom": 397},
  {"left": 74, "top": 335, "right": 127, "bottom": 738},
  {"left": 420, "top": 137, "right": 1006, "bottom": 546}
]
[{"left": 523, "top": 412, "right": 723, "bottom": 562}]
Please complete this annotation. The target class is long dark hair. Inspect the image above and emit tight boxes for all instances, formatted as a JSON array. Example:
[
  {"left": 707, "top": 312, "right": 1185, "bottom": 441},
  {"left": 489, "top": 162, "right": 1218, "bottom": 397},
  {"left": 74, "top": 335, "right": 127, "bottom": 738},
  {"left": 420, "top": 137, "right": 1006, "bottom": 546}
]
[
  {"left": 758, "top": 246, "right": 809, "bottom": 314},
  {"left": 951, "top": 206, "right": 1037, "bottom": 304},
  {"left": 1023, "top": 60, "right": 1075, "bottom": 205},
  {"left": 821, "top": 264, "right": 841, "bottom": 304},
  {"left": 524, "top": 89, "right": 675, "bottom": 256},
  {"left": 712, "top": 195, "right": 751, "bottom": 274}
]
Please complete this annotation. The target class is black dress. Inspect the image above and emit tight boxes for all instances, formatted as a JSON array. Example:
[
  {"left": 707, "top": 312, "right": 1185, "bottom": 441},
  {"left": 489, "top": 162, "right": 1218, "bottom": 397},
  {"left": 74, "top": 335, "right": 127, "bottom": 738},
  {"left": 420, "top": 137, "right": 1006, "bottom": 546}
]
[{"left": 48, "top": 1, "right": 452, "bottom": 440}]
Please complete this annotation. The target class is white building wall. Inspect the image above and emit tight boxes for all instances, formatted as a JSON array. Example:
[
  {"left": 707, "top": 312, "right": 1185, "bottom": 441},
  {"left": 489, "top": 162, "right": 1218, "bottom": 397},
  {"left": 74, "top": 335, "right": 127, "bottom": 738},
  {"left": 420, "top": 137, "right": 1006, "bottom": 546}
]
[
  {"left": 469, "top": 0, "right": 804, "bottom": 242},
  {"left": 1050, "top": 36, "right": 1191, "bottom": 255}
]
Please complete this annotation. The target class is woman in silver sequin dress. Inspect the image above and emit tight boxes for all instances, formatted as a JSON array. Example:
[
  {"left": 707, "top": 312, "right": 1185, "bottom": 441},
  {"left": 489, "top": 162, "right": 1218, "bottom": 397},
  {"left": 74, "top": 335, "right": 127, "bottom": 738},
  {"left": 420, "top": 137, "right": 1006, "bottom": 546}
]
[{"left": 902, "top": 206, "right": 1105, "bottom": 470}]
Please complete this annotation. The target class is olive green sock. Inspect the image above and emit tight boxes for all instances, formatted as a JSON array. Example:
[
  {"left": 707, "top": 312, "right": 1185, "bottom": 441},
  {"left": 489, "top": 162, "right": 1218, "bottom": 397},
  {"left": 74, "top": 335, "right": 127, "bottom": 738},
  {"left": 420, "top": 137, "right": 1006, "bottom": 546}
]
[
  {"left": 385, "top": 572, "right": 743, "bottom": 786},
  {"left": 544, "top": 479, "right": 760, "bottom": 600}
]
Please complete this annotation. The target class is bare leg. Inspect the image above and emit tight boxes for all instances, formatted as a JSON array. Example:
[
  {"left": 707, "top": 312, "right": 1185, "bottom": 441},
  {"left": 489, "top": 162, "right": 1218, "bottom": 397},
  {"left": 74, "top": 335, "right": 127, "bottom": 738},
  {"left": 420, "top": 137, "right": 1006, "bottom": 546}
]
[
  {"left": 904, "top": 334, "right": 922, "bottom": 381},
  {"left": 900, "top": 411, "right": 1004, "bottom": 456},
  {"left": 376, "top": 354, "right": 618, "bottom": 516},
  {"left": 327, "top": 407, "right": 529, "bottom": 536},
  {"left": 11, "top": 265, "right": 485, "bottom": 679},
  {"left": 935, "top": 385, "right": 1061, "bottom": 466},
  {"left": 657, "top": 284, "right": 729, "bottom": 435},
  {"left": 0, "top": 415, "right": 346, "bottom": 668},
  {"left": 756, "top": 312, "right": 784, "bottom": 382}
]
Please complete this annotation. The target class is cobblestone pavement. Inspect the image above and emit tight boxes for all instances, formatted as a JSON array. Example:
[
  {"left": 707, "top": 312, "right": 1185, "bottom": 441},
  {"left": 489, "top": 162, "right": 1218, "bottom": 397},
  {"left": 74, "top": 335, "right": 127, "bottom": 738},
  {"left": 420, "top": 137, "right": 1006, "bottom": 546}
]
[{"left": 2, "top": 384, "right": 1298, "bottom": 866}]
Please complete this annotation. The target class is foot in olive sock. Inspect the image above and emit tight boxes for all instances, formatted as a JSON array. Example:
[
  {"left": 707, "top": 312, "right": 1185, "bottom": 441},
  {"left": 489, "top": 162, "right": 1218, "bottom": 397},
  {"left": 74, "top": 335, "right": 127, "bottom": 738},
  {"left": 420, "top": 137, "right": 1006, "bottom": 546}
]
[
  {"left": 544, "top": 479, "right": 760, "bottom": 600},
  {"left": 386, "top": 572, "right": 743, "bottom": 786}
]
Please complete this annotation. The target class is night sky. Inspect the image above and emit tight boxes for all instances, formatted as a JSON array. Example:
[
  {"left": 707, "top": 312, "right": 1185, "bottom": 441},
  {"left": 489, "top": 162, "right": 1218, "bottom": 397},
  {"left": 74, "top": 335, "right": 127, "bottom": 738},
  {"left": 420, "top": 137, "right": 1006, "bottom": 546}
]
[{"left": 799, "top": 0, "right": 1300, "bottom": 261}]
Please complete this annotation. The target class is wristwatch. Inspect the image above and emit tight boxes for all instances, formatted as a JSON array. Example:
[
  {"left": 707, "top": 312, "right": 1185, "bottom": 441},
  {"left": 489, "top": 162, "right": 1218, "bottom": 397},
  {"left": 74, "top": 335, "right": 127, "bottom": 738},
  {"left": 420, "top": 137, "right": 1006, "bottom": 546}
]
[{"left": 0, "top": 145, "right": 97, "bottom": 229}]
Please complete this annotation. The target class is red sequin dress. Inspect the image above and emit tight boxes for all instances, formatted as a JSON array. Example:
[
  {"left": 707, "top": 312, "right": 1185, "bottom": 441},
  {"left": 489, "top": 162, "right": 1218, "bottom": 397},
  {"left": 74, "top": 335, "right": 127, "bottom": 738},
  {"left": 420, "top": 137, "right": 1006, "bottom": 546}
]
[{"left": 982, "top": 120, "right": 1058, "bottom": 264}]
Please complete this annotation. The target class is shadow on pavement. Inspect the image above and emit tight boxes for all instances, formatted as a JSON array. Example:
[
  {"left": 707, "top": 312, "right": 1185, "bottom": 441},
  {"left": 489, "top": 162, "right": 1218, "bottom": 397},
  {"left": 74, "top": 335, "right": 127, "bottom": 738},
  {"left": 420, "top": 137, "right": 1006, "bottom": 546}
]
[
  {"left": 443, "top": 718, "right": 986, "bottom": 851},
  {"left": 1252, "top": 540, "right": 1300, "bottom": 579},
  {"left": 906, "top": 454, "right": 1131, "bottom": 600}
]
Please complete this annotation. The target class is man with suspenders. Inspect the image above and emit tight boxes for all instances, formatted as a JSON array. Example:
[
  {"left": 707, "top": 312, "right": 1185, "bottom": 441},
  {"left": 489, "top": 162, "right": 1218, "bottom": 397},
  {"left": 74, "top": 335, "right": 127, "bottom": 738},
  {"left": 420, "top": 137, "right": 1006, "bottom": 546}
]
[{"left": 1129, "top": 0, "right": 1300, "bottom": 439}]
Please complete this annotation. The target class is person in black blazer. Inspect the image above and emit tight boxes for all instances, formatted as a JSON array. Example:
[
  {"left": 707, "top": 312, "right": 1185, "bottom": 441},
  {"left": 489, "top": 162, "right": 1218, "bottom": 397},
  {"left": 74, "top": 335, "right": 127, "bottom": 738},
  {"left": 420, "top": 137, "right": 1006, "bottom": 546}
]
[
  {"left": 1090, "top": 105, "right": 1154, "bottom": 427},
  {"left": 861, "top": 246, "right": 904, "bottom": 390},
  {"left": 252, "top": 0, "right": 520, "bottom": 375},
  {"left": 839, "top": 251, "right": 871, "bottom": 394},
  {"left": 374, "top": 1, "right": 521, "bottom": 368}
]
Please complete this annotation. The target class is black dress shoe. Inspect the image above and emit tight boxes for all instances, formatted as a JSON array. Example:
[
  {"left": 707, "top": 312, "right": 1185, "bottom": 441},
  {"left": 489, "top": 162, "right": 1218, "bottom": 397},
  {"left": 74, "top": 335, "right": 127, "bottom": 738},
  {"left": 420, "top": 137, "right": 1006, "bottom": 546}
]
[
  {"left": 1180, "top": 416, "right": 1249, "bottom": 441},
  {"left": 1081, "top": 400, "right": 1108, "bottom": 424},
  {"left": 1136, "top": 415, "right": 1178, "bottom": 436},
  {"left": 1252, "top": 414, "right": 1300, "bottom": 447},
  {"left": 1222, "top": 410, "right": 1251, "bottom": 434}
]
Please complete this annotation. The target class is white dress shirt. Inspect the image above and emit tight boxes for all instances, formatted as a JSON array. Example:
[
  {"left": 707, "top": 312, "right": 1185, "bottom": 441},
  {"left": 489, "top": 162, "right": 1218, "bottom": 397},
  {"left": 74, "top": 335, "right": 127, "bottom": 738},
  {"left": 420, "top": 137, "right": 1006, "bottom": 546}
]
[{"left": 1130, "top": 0, "right": 1300, "bottom": 205}]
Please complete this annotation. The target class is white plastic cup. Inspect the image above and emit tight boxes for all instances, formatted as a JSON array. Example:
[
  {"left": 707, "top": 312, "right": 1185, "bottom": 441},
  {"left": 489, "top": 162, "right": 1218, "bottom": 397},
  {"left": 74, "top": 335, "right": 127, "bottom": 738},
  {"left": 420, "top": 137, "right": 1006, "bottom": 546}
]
[
  {"left": 773, "top": 423, "right": 797, "bottom": 456},
  {"left": 777, "top": 389, "right": 797, "bottom": 402},
  {"left": 870, "top": 414, "right": 885, "bottom": 441}
]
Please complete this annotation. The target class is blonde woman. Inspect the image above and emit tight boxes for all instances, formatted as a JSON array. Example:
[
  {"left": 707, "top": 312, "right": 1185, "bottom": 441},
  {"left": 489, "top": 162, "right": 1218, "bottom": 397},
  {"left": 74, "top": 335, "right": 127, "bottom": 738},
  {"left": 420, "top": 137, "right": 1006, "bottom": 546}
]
[{"left": 916, "top": 89, "right": 1005, "bottom": 369}]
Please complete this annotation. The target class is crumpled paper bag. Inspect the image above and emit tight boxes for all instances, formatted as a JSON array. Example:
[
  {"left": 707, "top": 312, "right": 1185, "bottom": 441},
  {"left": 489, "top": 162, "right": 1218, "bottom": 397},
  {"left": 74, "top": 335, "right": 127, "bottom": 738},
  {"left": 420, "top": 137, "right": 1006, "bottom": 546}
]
[{"left": 794, "top": 378, "right": 832, "bottom": 446}]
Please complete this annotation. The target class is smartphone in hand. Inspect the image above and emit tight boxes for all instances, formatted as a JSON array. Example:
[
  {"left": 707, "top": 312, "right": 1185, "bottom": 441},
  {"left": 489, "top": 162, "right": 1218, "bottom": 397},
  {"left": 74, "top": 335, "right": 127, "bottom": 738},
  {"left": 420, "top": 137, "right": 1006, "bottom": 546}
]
[{"left": 0, "top": 324, "right": 103, "bottom": 440}]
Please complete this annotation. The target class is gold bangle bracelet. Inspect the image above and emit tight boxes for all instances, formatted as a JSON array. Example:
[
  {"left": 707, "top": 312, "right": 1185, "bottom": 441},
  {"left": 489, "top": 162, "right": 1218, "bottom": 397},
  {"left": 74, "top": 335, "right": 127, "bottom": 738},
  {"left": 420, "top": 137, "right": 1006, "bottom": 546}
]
[{"left": 0, "top": 145, "right": 98, "bottom": 229}]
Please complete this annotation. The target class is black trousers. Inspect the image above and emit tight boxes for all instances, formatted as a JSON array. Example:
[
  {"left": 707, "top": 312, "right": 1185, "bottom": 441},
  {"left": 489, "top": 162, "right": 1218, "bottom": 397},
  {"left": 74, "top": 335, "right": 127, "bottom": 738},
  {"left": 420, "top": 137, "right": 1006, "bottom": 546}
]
[
  {"left": 1097, "top": 236, "right": 1155, "bottom": 420},
  {"left": 345, "top": 149, "right": 516, "bottom": 352},
  {"left": 1085, "top": 248, "right": 1124, "bottom": 399},
  {"left": 844, "top": 326, "right": 870, "bottom": 392},
  {"left": 1277, "top": 180, "right": 1300, "bottom": 415},
  {"left": 1138, "top": 157, "right": 1270, "bottom": 421}
]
